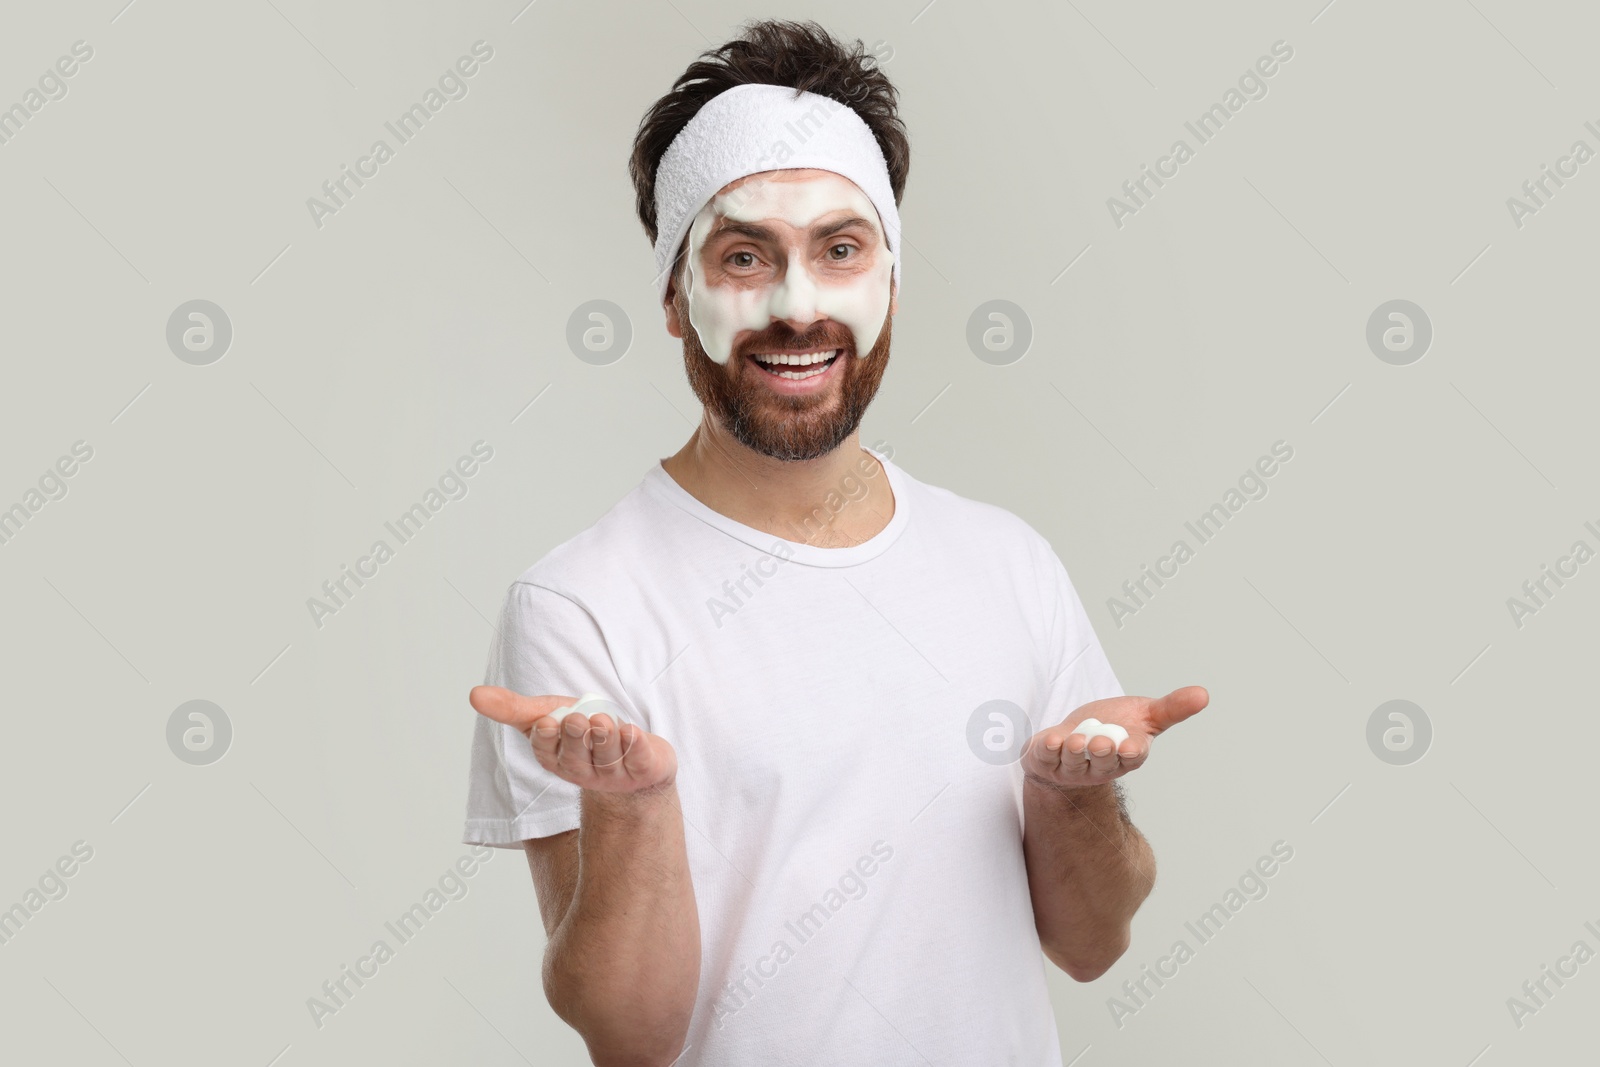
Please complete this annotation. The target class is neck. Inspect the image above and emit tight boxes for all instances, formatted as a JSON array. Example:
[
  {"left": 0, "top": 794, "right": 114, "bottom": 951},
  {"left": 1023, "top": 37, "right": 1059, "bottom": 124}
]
[{"left": 660, "top": 413, "right": 895, "bottom": 548}]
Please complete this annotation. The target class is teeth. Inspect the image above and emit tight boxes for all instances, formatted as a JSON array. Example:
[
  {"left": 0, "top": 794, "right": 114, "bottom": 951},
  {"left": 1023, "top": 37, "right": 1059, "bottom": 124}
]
[
  {"left": 752, "top": 349, "right": 838, "bottom": 367},
  {"left": 769, "top": 363, "right": 830, "bottom": 380}
]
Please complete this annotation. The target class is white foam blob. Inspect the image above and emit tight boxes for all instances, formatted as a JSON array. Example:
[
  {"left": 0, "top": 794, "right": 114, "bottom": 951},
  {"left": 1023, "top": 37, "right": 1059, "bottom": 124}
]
[
  {"left": 548, "top": 692, "right": 610, "bottom": 723},
  {"left": 1073, "top": 717, "right": 1129, "bottom": 757}
]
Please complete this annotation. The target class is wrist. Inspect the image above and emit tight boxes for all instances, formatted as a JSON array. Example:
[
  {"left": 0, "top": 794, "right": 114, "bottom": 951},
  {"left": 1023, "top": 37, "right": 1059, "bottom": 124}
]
[
  {"left": 1024, "top": 775, "right": 1119, "bottom": 809},
  {"left": 582, "top": 780, "right": 678, "bottom": 817}
]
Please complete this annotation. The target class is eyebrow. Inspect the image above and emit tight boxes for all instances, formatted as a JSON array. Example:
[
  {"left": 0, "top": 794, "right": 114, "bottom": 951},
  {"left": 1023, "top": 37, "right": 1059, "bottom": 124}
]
[{"left": 706, "top": 214, "right": 881, "bottom": 244}]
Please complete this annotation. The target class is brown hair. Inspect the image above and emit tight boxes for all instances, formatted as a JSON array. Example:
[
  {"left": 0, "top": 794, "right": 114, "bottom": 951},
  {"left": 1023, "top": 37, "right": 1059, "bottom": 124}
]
[{"left": 628, "top": 19, "right": 909, "bottom": 260}]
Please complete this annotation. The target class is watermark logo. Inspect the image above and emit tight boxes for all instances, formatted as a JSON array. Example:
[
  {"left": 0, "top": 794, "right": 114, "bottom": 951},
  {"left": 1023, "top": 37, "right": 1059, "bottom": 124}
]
[
  {"left": 166, "top": 300, "right": 232, "bottom": 365},
  {"left": 1365, "top": 300, "right": 1431, "bottom": 365},
  {"left": 566, "top": 300, "right": 632, "bottom": 365},
  {"left": 966, "top": 300, "right": 1032, "bottom": 365},
  {"left": 1366, "top": 699, "right": 1430, "bottom": 766},
  {"left": 555, "top": 696, "right": 641, "bottom": 764},
  {"left": 966, "top": 699, "right": 1033, "bottom": 765},
  {"left": 167, "top": 700, "right": 232, "bottom": 765}
]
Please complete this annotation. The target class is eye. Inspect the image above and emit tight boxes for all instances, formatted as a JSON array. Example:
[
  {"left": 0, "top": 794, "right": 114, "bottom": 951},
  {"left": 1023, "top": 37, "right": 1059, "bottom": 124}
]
[
  {"left": 728, "top": 251, "right": 758, "bottom": 268},
  {"left": 827, "top": 243, "right": 855, "bottom": 261}
]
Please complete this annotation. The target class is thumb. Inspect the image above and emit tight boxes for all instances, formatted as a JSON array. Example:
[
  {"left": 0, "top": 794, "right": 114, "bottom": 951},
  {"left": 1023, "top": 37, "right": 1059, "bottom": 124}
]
[
  {"left": 469, "top": 686, "right": 578, "bottom": 733},
  {"left": 1147, "top": 685, "right": 1209, "bottom": 733}
]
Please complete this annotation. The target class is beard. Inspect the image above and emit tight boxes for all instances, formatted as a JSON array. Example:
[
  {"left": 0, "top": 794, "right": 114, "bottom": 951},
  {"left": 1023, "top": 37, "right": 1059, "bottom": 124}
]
[{"left": 676, "top": 288, "right": 893, "bottom": 462}]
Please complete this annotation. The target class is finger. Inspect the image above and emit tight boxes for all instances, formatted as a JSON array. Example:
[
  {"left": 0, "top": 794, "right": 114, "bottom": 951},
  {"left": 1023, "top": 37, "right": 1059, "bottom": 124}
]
[
  {"left": 554, "top": 713, "right": 596, "bottom": 778},
  {"left": 1046, "top": 730, "right": 1103, "bottom": 781},
  {"left": 1031, "top": 730, "right": 1067, "bottom": 776},
  {"left": 469, "top": 686, "right": 579, "bottom": 734},
  {"left": 616, "top": 723, "right": 642, "bottom": 777},
  {"left": 1086, "top": 734, "right": 1122, "bottom": 777},
  {"left": 1063, "top": 731, "right": 1092, "bottom": 761},
  {"left": 529, "top": 711, "right": 564, "bottom": 767},
  {"left": 616, "top": 721, "right": 643, "bottom": 763},
  {"left": 1146, "top": 685, "right": 1209, "bottom": 733},
  {"left": 1115, "top": 735, "right": 1150, "bottom": 773},
  {"left": 619, "top": 723, "right": 660, "bottom": 782},
  {"left": 1054, "top": 734, "right": 1093, "bottom": 782},
  {"left": 589, "top": 712, "right": 625, "bottom": 772}
]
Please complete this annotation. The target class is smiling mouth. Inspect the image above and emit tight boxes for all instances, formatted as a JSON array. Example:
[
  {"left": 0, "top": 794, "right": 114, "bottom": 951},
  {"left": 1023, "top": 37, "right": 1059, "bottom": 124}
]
[{"left": 746, "top": 348, "right": 842, "bottom": 381}]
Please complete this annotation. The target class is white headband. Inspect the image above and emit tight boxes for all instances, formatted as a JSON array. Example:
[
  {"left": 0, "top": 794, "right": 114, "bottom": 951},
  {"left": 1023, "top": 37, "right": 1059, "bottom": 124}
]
[{"left": 651, "top": 82, "right": 902, "bottom": 302}]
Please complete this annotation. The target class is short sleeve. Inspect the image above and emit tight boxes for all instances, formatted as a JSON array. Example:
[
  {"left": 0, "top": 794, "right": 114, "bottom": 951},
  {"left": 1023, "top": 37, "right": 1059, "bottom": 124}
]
[
  {"left": 461, "top": 580, "right": 626, "bottom": 847},
  {"left": 1036, "top": 540, "right": 1124, "bottom": 726}
]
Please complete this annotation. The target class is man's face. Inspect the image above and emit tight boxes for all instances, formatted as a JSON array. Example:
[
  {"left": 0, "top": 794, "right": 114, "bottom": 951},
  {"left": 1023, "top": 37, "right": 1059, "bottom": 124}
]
[{"left": 664, "top": 168, "right": 897, "bottom": 462}]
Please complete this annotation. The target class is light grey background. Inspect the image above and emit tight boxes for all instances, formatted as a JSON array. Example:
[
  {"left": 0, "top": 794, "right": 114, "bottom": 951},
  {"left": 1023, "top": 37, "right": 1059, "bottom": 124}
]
[{"left": 2, "top": 0, "right": 1595, "bottom": 1063}]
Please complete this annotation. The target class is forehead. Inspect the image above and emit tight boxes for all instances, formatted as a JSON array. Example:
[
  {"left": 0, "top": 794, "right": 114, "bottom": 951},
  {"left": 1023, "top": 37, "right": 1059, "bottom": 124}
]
[{"left": 704, "top": 168, "right": 877, "bottom": 230}]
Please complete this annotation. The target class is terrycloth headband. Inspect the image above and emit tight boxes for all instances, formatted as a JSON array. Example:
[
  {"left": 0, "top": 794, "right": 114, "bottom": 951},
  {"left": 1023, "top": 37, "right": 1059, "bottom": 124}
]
[{"left": 651, "top": 82, "right": 902, "bottom": 302}]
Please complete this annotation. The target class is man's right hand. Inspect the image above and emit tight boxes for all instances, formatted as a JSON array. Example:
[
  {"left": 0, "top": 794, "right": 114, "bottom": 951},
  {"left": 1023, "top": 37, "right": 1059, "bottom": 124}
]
[{"left": 468, "top": 686, "right": 677, "bottom": 794}]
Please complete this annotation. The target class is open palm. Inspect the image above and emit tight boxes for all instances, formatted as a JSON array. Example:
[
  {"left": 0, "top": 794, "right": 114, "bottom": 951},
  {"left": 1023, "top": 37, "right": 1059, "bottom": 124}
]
[
  {"left": 1021, "top": 686, "right": 1209, "bottom": 789},
  {"left": 468, "top": 685, "right": 677, "bottom": 793}
]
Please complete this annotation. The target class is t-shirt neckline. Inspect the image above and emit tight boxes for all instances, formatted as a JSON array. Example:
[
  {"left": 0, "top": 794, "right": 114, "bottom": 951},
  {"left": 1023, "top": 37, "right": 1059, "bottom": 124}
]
[{"left": 642, "top": 445, "right": 910, "bottom": 568}]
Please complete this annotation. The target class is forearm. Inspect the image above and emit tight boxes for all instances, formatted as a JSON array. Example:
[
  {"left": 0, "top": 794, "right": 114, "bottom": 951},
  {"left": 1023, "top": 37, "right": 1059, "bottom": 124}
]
[
  {"left": 1022, "top": 778, "right": 1155, "bottom": 981},
  {"left": 546, "top": 784, "right": 700, "bottom": 1065}
]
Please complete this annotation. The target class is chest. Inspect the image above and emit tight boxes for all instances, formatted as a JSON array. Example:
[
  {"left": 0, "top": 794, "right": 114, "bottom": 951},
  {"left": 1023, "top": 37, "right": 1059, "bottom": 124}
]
[{"left": 633, "top": 561, "right": 1049, "bottom": 823}]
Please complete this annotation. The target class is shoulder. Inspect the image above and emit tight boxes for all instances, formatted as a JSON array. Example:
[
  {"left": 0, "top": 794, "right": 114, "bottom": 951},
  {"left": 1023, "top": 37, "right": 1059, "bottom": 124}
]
[
  {"left": 889, "top": 455, "right": 1080, "bottom": 640},
  {"left": 507, "top": 467, "right": 698, "bottom": 612},
  {"left": 889, "top": 454, "right": 1054, "bottom": 561}
]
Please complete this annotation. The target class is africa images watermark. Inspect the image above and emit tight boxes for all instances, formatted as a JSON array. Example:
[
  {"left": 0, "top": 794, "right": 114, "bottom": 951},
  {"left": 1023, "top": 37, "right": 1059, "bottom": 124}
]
[
  {"left": 305, "top": 845, "right": 496, "bottom": 1028},
  {"left": 306, "top": 40, "right": 495, "bottom": 229},
  {"left": 307, "top": 441, "right": 494, "bottom": 628},
  {"left": 1505, "top": 917, "right": 1600, "bottom": 1031},
  {"left": 0, "top": 39, "right": 94, "bottom": 148},
  {"left": 703, "top": 440, "right": 894, "bottom": 629},
  {"left": 711, "top": 840, "right": 894, "bottom": 1030},
  {"left": 1107, "top": 839, "right": 1295, "bottom": 1028},
  {"left": 0, "top": 440, "right": 94, "bottom": 549},
  {"left": 706, "top": 540, "right": 796, "bottom": 629},
  {"left": 1505, "top": 118, "right": 1600, "bottom": 230},
  {"left": 721, "top": 38, "right": 892, "bottom": 192},
  {"left": 0, "top": 840, "right": 96, "bottom": 949},
  {"left": 1504, "top": 519, "right": 1600, "bottom": 630},
  {"left": 1106, "top": 39, "right": 1296, "bottom": 229},
  {"left": 786, "top": 439, "right": 896, "bottom": 546},
  {"left": 1107, "top": 440, "right": 1295, "bottom": 628}
]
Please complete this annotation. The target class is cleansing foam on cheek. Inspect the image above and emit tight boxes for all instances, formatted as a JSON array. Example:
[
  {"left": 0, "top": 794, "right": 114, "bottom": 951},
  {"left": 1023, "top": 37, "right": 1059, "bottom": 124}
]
[{"left": 683, "top": 172, "right": 895, "bottom": 365}]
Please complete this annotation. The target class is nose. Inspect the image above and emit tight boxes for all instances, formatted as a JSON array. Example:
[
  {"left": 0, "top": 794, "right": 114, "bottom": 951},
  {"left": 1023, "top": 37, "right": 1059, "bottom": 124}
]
[{"left": 766, "top": 258, "right": 821, "bottom": 331}]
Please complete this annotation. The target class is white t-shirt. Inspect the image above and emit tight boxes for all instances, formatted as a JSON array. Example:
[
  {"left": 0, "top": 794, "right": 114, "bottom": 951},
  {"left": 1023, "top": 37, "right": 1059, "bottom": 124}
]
[{"left": 462, "top": 447, "right": 1123, "bottom": 1065}]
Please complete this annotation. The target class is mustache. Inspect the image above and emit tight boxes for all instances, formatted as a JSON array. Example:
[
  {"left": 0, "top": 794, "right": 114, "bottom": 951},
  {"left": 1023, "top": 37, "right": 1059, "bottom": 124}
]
[{"left": 733, "top": 321, "right": 856, "bottom": 358}]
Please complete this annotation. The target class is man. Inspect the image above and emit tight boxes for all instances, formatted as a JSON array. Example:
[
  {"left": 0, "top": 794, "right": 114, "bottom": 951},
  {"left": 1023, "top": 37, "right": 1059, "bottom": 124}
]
[{"left": 462, "top": 19, "right": 1207, "bottom": 1066}]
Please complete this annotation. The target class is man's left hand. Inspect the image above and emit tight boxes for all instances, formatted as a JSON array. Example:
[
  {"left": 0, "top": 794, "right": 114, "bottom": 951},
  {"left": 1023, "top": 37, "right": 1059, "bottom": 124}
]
[{"left": 1021, "top": 686, "right": 1209, "bottom": 789}]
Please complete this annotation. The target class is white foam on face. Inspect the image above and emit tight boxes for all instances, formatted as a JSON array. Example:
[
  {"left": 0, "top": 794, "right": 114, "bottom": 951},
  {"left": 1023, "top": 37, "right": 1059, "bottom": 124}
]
[
  {"left": 1073, "top": 717, "right": 1129, "bottom": 757},
  {"left": 683, "top": 171, "right": 895, "bottom": 365}
]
